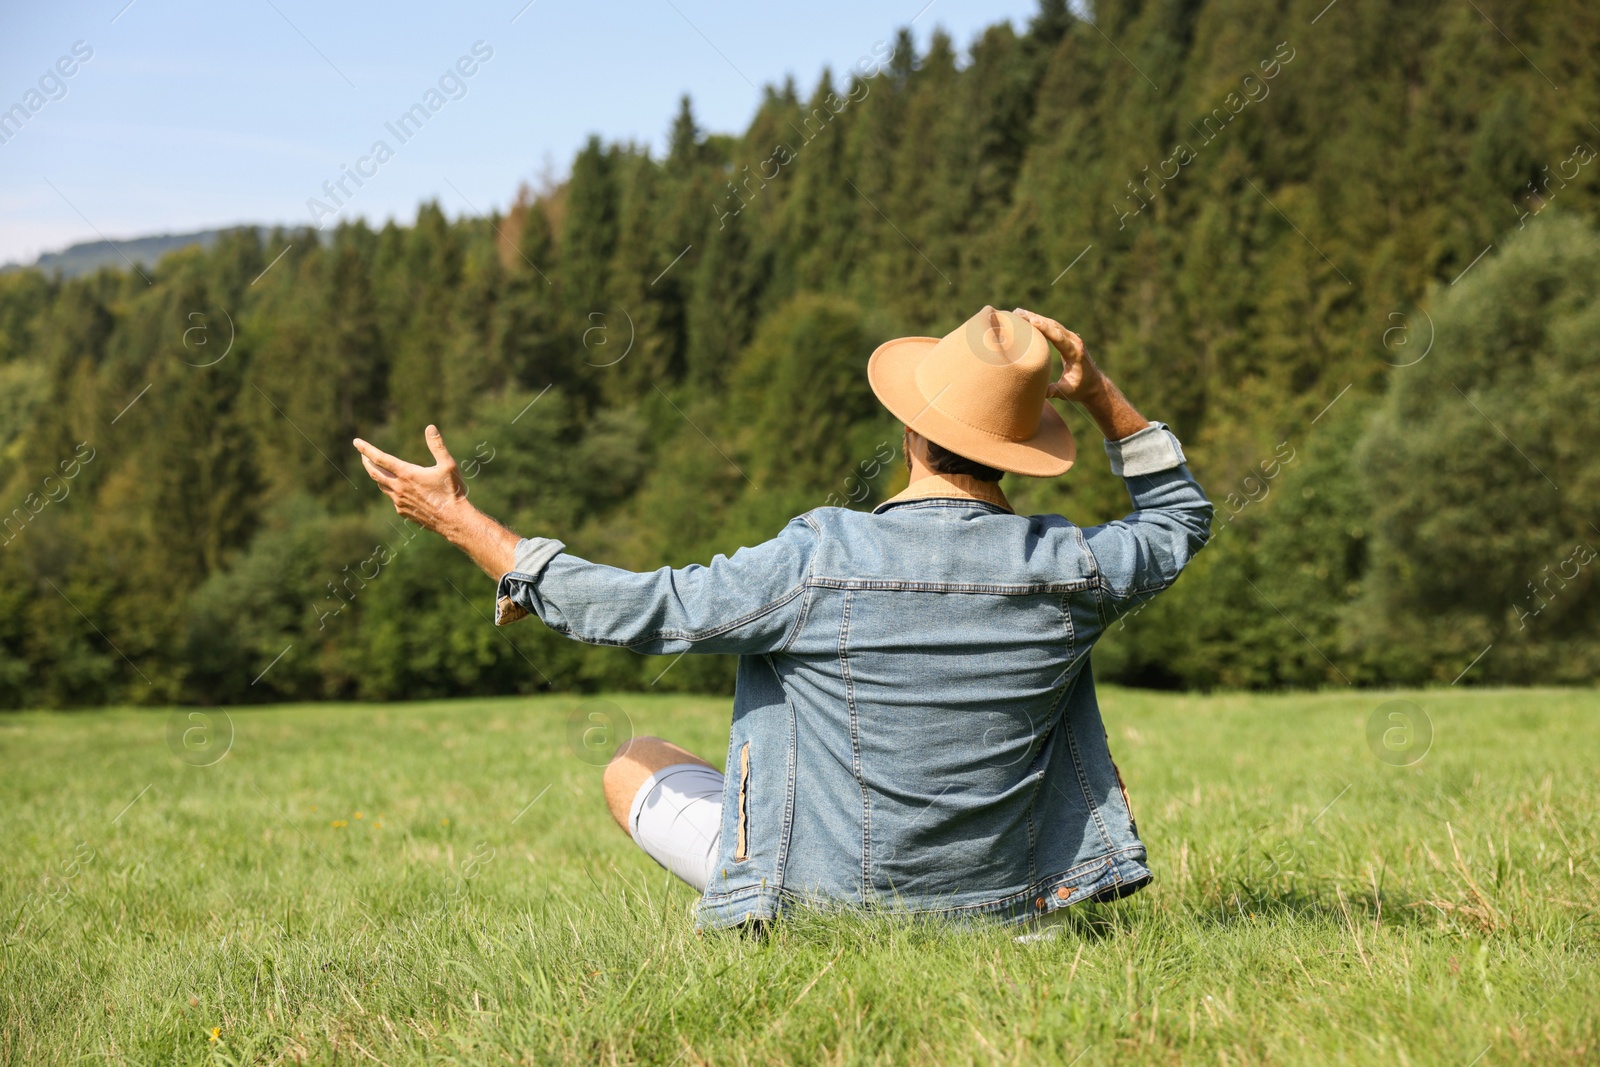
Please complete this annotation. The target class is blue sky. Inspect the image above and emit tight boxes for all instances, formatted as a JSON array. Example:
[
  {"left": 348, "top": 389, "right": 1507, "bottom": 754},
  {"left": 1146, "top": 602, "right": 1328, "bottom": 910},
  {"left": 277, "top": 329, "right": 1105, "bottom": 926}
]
[{"left": 0, "top": 0, "right": 1040, "bottom": 265}]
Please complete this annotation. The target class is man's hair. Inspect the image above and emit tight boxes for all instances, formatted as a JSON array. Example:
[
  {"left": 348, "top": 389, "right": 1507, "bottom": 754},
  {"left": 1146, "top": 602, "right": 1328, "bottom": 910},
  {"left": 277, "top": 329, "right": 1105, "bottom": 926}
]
[{"left": 926, "top": 438, "right": 1005, "bottom": 483}]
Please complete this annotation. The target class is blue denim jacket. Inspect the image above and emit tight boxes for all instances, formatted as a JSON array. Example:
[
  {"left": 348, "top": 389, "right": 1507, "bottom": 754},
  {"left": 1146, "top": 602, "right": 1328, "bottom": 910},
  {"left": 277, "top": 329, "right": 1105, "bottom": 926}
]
[{"left": 495, "top": 422, "right": 1211, "bottom": 928}]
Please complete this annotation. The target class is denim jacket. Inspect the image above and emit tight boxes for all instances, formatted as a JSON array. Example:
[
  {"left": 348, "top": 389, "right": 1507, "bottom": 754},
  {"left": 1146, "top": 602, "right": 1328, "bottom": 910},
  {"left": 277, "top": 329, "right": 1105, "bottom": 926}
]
[{"left": 495, "top": 422, "right": 1212, "bottom": 928}]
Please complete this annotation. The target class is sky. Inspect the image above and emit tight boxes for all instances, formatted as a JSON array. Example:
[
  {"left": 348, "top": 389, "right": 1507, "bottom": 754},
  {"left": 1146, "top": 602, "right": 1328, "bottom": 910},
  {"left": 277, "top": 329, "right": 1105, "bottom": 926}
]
[{"left": 0, "top": 0, "right": 1041, "bottom": 266}]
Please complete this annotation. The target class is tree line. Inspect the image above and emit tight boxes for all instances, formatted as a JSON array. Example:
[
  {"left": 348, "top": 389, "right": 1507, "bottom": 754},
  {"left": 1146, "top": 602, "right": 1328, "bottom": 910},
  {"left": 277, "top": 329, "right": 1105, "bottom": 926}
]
[{"left": 2, "top": 0, "right": 1596, "bottom": 707}]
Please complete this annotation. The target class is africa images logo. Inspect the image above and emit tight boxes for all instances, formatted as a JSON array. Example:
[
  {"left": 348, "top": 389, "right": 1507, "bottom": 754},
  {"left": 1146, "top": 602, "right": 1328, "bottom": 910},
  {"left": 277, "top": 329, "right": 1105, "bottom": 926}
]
[{"left": 0, "top": 40, "right": 94, "bottom": 147}]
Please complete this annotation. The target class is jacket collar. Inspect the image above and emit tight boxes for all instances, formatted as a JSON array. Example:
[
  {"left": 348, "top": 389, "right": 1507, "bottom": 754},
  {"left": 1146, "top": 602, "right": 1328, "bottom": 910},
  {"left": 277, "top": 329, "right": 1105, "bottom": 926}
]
[{"left": 873, "top": 472, "right": 1013, "bottom": 514}]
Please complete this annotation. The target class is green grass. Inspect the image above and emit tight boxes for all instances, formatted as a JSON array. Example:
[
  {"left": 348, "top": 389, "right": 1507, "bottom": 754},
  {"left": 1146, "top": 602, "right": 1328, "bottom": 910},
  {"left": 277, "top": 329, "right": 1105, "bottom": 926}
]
[{"left": 2, "top": 687, "right": 1597, "bottom": 1065}]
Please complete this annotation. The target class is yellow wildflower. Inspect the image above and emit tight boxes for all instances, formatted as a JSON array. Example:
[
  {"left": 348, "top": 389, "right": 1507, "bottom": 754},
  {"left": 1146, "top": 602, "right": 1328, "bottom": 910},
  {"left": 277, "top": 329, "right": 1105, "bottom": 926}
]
[{"left": 209, "top": 1026, "right": 221, "bottom": 1043}]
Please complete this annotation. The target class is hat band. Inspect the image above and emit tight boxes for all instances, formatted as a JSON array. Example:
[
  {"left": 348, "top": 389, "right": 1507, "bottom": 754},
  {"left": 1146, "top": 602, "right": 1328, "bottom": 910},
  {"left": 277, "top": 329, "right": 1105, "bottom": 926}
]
[{"left": 911, "top": 385, "right": 1043, "bottom": 444}]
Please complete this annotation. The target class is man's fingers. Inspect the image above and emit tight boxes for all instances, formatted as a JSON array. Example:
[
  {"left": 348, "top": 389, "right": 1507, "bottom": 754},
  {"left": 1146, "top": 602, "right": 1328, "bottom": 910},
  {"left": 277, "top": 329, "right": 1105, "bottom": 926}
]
[
  {"left": 359, "top": 454, "right": 396, "bottom": 481},
  {"left": 359, "top": 454, "right": 398, "bottom": 486},
  {"left": 352, "top": 437, "right": 417, "bottom": 474},
  {"left": 1015, "top": 307, "right": 1064, "bottom": 342},
  {"left": 1014, "top": 308, "right": 1085, "bottom": 361},
  {"left": 1058, "top": 329, "right": 1084, "bottom": 359},
  {"left": 424, "top": 424, "right": 456, "bottom": 467}
]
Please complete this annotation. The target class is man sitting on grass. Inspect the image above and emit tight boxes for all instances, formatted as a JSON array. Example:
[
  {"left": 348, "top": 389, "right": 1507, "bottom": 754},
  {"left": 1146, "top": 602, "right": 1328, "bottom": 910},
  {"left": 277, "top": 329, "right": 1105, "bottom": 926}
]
[{"left": 354, "top": 306, "right": 1212, "bottom": 930}]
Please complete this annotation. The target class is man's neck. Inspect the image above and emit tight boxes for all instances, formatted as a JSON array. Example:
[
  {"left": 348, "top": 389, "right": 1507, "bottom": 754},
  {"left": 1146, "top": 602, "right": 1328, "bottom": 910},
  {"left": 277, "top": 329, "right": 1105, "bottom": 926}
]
[
  {"left": 888, "top": 469, "right": 1013, "bottom": 512},
  {"left": 906, "top": 452, "right": 938, "bottom": 484},
  {"left": 898, "top": 435, "right": 1011, "bottom": 511}
]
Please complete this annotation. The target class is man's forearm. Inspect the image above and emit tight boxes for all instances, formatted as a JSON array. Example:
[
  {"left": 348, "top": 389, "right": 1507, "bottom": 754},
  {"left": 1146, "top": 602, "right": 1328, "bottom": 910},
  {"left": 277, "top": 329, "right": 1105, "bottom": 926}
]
[
  {"left": 436, "top": 500, "right": 521, "bottom": 581},
  {"left": 1075, "top": 372, "right": 1151, "bottom": 442}
]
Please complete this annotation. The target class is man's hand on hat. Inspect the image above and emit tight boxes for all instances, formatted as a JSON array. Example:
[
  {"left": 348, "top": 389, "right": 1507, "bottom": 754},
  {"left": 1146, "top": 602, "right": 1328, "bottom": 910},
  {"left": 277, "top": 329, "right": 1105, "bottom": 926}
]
[
  {"left": 1013, "top": 308, "right": 1105, "bottom": 403},
  {"left": 1014, "top": 307, "right": 1150, "bottom": 441}
]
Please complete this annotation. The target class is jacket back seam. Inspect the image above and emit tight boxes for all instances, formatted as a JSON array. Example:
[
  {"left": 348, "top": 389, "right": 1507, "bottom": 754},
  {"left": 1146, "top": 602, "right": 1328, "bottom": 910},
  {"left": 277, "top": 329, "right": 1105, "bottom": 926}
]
[
  {"left": 837, "top": 589, "right": 871, "bottom": 900},
  {"left": 807, "top": 577, "right": 1094, "bottom": 594},
  {"left": 1058, "top": 715, "right": 1117, "bottom": 854}
]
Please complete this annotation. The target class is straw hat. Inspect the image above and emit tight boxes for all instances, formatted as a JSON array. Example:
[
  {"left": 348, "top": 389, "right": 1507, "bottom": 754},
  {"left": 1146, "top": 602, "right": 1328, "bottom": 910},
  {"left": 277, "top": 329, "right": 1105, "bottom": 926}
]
[{"left": 867, "top": 305, "right": 1075, "bottom": 477}]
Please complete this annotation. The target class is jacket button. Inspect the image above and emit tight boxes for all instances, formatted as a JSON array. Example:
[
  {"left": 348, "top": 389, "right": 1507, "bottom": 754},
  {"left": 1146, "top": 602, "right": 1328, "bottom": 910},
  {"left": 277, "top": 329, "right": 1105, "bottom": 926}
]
[
  {"left": 1056, "top": 886, "right": 1072, "bottom": 901},
  {"left": 1035, "top": 897, "right": 1045, "bottom": 909}
]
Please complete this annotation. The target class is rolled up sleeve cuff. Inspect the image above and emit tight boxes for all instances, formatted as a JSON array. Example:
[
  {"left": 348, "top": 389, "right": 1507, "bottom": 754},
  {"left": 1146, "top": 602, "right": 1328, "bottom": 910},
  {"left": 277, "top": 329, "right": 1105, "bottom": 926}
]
[
  {"left": 493, "top": 536, "right": 566, "bottom": 626},
  {"left": 1104, "top": 421, "right": 1188, "bottom": 477}
]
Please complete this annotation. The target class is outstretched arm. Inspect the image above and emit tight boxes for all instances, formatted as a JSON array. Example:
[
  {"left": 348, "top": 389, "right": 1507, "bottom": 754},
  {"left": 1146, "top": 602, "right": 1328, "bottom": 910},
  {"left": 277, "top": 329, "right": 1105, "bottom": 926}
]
[
  {"left": 353, "top": 426, "right": 520, "bottom": 580},
  {"left": 354, "top": 425, "right": 817, "bottom": 655}
]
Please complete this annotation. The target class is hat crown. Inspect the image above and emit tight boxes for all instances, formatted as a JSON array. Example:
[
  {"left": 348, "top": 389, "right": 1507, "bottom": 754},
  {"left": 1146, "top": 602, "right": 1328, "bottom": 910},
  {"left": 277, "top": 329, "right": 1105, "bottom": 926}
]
[{"left": 913, "top": 306, "right": 1050, "bottom": 441}]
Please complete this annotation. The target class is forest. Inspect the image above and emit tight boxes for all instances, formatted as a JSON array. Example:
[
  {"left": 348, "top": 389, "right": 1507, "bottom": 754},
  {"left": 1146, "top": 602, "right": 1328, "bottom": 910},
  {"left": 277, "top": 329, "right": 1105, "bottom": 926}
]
[{"left": 2, "top": 0, "right": 1597, "bottom": 708}]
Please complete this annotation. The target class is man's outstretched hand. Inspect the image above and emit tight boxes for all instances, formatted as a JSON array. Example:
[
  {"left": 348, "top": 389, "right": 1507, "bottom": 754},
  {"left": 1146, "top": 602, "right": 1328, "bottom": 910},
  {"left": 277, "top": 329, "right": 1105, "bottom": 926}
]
[
  {"left": 353, "top": 426, "right": 519, "bottom": 580},
  {"left": 355, "top": 425, "right": 467, "bottom": 532},
  {"left": 1012, "top": 307, "right": 1151, "bottom": 443}
]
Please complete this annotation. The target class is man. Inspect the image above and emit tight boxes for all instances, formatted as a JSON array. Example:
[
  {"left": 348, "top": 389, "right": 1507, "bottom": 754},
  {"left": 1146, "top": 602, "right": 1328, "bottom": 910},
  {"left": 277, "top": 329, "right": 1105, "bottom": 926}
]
[{"left": 355, "top": 306, "right": 1211, "bottom": 929}]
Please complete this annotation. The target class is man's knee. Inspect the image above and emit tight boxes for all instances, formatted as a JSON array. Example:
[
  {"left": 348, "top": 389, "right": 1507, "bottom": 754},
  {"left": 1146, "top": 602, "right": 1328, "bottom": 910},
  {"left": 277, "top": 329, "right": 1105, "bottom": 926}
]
[{"left": 603, "top": 736, "right": 714, "bottom": 832}]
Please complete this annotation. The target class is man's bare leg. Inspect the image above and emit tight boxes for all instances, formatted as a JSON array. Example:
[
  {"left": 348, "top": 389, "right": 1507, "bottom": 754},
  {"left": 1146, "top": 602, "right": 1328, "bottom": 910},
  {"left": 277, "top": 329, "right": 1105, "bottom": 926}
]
[{"left": 603, "top": 736, "right": 716, "bottom": 831}]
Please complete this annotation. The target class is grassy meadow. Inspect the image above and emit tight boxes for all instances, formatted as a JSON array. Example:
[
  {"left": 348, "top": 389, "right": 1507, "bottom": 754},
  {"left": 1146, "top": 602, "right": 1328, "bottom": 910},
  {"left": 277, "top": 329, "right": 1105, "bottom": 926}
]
[{"left": 2, "top": 687, "right": 1597, "bottom": 1065}]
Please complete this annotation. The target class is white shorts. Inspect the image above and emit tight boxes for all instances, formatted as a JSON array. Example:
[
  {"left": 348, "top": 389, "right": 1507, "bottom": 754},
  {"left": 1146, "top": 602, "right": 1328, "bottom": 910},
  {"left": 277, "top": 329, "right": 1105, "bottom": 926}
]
[{"left": 627, "top": 762, "right": 724, "bottom": 892}]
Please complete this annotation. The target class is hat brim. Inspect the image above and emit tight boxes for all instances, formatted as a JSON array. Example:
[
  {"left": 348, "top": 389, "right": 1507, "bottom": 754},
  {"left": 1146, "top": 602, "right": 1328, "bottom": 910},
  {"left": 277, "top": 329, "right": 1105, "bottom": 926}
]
[{"left": 868, "top": 336, "right": 1076, "bottom": 478}]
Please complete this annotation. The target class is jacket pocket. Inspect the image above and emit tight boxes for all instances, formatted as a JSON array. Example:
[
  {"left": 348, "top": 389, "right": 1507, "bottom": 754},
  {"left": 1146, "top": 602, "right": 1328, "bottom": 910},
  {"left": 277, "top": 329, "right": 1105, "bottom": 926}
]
[{"left": 734, "top": 742, "right": 751, "bottom": 862}]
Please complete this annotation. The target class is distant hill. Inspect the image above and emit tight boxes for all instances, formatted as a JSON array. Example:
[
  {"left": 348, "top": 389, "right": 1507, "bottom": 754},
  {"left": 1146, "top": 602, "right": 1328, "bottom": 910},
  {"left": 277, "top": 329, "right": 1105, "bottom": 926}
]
[{"left": 3, "top": 227, "right": 268, "bottom": 278}]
